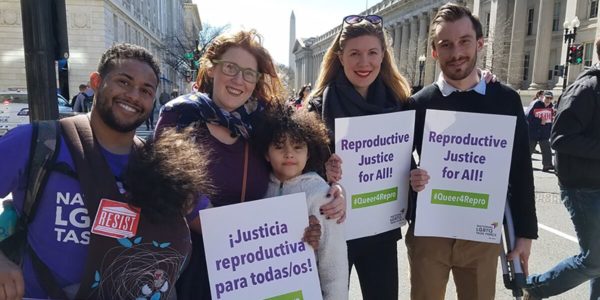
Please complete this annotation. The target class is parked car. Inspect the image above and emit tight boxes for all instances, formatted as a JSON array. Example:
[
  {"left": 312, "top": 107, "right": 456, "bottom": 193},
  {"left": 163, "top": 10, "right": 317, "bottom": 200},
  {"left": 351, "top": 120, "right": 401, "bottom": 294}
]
[{"left": 0, "top": 91, "right": 76, "bottom": 136}]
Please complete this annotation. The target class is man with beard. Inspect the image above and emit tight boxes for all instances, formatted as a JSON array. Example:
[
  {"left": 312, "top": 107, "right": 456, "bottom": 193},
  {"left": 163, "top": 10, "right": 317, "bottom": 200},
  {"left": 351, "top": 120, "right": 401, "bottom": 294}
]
[
  {"left": 0, "top": 43, "right": 184, "bottom": 299},
  {"left": 406, "top": 3, "right": 537, "bottom": 300}
]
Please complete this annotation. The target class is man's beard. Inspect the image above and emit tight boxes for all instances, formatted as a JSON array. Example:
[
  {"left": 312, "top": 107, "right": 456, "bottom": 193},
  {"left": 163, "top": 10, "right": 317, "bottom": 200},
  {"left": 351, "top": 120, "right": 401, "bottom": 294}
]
[
  {"left": 441, "top": 52, "right": 478, "bottom": 81},
  {"left": 95, "top": 95, "right": 148, "bottom": 133}
]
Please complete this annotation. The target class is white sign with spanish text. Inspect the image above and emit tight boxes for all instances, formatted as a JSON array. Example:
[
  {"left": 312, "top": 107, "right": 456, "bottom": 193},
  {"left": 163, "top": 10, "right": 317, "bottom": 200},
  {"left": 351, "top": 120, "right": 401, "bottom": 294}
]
[{"left": 200, "top": 193, "right": 322, "bottom": 300}]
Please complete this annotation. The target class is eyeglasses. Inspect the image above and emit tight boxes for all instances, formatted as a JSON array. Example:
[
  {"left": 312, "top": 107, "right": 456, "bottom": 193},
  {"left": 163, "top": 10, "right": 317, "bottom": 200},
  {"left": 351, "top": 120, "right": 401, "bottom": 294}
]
[
  {"left": 212, "top": 60, "right": 261, "bottom": 84},
  {"left": 343, "top": 15, "right": 383, "bottom": 26}
]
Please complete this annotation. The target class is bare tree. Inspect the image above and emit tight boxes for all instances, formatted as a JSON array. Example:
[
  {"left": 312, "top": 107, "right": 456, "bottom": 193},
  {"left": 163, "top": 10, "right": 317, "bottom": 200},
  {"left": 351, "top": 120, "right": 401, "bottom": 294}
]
[
  {"left": 277, "top": 63, "right": 295, "bottom": 100},
  {"left": 161, "top": 23, "right": 229, "bottom": 78},
  {"left": 196, "top": 23, "right": 229, "bottom": 58}
]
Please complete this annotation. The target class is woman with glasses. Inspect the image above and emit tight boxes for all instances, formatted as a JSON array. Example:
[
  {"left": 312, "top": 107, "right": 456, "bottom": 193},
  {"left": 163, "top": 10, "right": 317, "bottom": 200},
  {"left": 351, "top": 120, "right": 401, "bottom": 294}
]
[
  {"left": 154, "top": 29, "right": 346, "bottom": 300},
  {"left": 307, "top": 14, "right": 412, "bottom": 299}
]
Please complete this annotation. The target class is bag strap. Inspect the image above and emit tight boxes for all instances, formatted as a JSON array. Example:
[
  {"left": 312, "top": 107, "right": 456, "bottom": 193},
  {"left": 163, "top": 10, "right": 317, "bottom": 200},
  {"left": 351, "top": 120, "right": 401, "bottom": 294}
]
[
  {"left": 23, "top": 121, "right": 60, "bottom": 224},
  {"left": 240, "top": 141, "right": 249, "bottom": 202},
  {"left": 21, "top": 121, "right": 69, "bottom": 300},
  {"left": 59, "top": 115, "right": 125, "bottom": 219}
]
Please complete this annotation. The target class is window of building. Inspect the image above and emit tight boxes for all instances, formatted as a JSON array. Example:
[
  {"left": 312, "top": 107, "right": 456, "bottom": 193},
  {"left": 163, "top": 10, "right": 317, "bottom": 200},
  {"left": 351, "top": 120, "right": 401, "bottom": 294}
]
[
  {"left": 552, "top": 1, "right": 561, "bottom": 31},
  {"left": 549, "top": 49, "right": 557, "bottom": 80},
  {"left": 591, "top": 0, "right": 599, "bottom": 18},
  {"left": 485, "top": 12, "right": 491, "bottom": 37},
  {"left": 113, "top": 14, "right": 119, "bottom": 42},
  {"left": 527, "top": 9, "right": 535, "bottom": 35},
  {"left": 523, "top": 52, "right": 530, "bottom": 81},
  {"left": 584, "top": 42, "right": 594, "bottom": 66},
  {"left": 125, "top": 23, "right": 130, "bottom": 42}
]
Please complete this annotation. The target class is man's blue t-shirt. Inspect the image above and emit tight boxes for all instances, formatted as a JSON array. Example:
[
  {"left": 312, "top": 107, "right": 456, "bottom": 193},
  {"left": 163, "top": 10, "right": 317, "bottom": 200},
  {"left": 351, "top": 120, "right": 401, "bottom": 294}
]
[{"left": 0, "top": 125, "right": 129, "bottom": 298}]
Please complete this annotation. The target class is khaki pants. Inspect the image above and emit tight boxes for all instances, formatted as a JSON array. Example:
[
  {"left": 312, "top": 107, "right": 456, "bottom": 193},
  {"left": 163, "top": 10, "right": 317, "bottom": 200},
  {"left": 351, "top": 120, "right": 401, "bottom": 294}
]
[{"left": 405, "top": 224, "right": 501, "bottom": 300}]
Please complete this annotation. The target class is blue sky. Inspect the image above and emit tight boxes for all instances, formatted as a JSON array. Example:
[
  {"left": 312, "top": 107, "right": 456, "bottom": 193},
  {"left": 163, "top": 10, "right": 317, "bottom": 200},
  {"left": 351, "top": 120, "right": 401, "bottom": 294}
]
[{"left": 192, "top": 0, "right": 379, "bottom": 66}]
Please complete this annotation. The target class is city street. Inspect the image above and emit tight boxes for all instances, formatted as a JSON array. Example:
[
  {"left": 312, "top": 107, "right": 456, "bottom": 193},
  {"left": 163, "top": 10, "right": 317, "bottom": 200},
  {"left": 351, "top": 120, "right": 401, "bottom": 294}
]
[{"left": 348, "top": 150, "right": 588, "bottom": 299}]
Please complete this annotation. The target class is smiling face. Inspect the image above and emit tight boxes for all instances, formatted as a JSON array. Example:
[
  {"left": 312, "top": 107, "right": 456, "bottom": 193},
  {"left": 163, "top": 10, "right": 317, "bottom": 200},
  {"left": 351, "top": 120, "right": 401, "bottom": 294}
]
[
  {"left": 91, "top": 59, "right": 157, "bottom": 133},
  {"left": 338, "top": 34, "right": 384, "bottom": 98},
  {"left": 432, "top": 16, "right": 483, "bottom": 83},
  {"left": 207, "top": 47, "right": 258, "bottom": 112},
  {"left": 266, "top": 135, "right": 309, "bottom": 182}
]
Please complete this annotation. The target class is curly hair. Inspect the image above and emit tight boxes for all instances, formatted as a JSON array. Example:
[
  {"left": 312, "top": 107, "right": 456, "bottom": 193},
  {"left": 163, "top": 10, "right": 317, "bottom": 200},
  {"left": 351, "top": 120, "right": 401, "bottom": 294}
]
[
  {"left": 196, "top": 29, "right": 283, "bottom": 105},
  {"left": 97, "top": 43, "right": 161, "bottom": 84},
  {"left": 124, "top": 127, "right": 212, "bottom": 223},
  {"left": 255, "top": 104, "right": 330, "bottom": 175}
]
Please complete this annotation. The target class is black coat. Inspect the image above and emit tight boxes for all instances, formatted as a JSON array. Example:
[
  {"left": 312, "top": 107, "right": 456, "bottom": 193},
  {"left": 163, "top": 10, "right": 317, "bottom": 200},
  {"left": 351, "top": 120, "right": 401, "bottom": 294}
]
[{"left": 551, "top": 66, "right": 600, "bottom": 188}]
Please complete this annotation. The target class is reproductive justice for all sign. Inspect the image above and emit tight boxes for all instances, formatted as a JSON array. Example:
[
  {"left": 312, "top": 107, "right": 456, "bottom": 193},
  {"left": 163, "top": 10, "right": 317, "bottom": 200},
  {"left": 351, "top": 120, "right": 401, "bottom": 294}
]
[
  {"left": 335, "top": 110, "right": 415, "bottom": 240},
  {"left": 415, "top": 109, "right": 516, "bottom": 243}
]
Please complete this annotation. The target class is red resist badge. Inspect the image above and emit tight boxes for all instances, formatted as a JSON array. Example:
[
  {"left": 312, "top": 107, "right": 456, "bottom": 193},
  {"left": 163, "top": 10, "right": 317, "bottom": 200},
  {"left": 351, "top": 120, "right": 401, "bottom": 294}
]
[{"left": 91, "top": 199, "right": 141, "bottom": 239}]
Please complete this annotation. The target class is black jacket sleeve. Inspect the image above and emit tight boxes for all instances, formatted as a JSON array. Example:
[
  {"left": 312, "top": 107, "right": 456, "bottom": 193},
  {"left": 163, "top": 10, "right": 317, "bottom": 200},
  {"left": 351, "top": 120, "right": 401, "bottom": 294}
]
[
  {"left": 551, "top": 78, "right": 600, "bottom": 160},
  {"left": 507, "top": 89, "right": 538, "bottom": 239}
]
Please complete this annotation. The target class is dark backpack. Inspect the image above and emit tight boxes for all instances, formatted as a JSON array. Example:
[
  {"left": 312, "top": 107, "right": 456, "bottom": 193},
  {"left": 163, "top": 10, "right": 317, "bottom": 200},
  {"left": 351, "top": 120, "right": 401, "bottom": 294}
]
[
  {"left": 68, "top": 94, "right": 77, "bottom": 107},
  {"left": 82, "top": 93, "right": 93, "bottom": 112}
]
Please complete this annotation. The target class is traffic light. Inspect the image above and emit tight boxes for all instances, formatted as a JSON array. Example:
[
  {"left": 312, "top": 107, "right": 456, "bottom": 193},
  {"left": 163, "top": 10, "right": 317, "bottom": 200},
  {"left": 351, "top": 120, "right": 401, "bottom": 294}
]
[
  {"left": 568, "top": 44, "right": 584, "bottom": 65},
  {"left": 567, "top": 45, "right": 577, "bottom": 64},
  {"left": 574, "top": 44, "right": 584, "bottom": 65}
]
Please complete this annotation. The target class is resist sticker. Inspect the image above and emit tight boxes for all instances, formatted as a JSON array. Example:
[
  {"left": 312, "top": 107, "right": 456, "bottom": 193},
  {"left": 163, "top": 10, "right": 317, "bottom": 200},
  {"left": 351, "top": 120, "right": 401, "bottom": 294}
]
[{"left": 91, "top": 199, "right": 141, "bottom": 239}]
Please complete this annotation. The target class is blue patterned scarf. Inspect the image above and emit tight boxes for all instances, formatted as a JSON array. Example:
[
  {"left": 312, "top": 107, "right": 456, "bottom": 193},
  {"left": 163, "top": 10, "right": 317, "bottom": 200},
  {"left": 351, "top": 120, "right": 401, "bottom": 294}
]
[{"left": 163, "top": 92, "right": 264, "bottom": 138}]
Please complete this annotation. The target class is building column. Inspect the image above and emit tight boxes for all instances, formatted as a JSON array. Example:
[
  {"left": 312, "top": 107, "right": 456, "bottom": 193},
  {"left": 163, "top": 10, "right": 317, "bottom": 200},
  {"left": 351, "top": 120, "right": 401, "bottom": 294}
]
[
  {"left": 295, "top": 61, "right": 300, "bottom": 90},
  {"left": 595, "top": 8, "right": 600, "bottom": 65},
  {"left": 394, "top": 23, "right": 402, "bottom": 65},
  {"left": 424, "top": 8, "right": 438, "bottom": 85},
  {"left": 416, "top": 13, "right": 428, "bottom": 86},
  {"left": 485, "top": 0, "right": 509, "bottom": 80},
  {"left": 595, "top": 16, "right": 600, "bottom": 65},
  {"left": 507, "top": 0, "right": 527, "bottom": 88},
  {"left": 301, "top": 57, "right": 305, "bottom": 86},
  {"left": 471, "top": 0, "right": 481, "bottom": 17},
  {"left": 407, "top": 16, "right": 419, "bottom": 85},
  {"left": 400, "top": 20, "right": 410, "bottom": 75},
  {"left": 529, "top": 0, "right": 553, "bottom": 90}
]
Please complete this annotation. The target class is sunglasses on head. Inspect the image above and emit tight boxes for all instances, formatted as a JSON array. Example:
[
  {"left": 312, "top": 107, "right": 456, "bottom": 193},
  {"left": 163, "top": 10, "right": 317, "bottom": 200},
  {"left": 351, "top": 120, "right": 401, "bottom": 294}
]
[{"left": 343, "top": 15, "right": 383, "bottom": 26}]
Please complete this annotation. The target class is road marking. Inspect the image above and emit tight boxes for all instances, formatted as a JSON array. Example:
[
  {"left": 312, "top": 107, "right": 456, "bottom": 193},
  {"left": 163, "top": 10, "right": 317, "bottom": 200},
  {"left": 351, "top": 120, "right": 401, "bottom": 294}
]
[{"left": 538, "top": 223, "right": 578, "bottom": 243}]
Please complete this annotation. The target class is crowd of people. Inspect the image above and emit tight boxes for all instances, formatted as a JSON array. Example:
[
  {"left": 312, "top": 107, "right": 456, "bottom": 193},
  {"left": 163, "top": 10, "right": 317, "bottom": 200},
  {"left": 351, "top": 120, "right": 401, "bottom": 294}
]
[{"left": 0, "top": 2, "right": 598, "bottom": 300}]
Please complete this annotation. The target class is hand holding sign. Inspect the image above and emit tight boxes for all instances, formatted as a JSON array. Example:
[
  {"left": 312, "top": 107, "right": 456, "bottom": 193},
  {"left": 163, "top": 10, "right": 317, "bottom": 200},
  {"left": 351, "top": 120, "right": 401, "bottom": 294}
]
[{"left": 410, "top": 168, "right": 430, "bottom": 192}]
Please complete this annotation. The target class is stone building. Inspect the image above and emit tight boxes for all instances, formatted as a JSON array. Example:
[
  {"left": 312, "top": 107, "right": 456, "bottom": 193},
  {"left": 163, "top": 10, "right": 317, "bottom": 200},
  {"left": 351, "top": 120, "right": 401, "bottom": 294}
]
[
  {"left": 0, "top": 0, "right": 201, "bottom": 98},
  {"left": 292, "top": 0, "right": 599, "bottom": 98}
]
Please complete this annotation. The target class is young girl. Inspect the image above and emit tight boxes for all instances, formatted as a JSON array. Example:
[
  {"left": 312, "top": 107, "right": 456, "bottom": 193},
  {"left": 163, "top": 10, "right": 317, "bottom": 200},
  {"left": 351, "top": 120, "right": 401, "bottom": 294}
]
[{"left": 257, "top": 105, "right": 348, "bottom": 300}]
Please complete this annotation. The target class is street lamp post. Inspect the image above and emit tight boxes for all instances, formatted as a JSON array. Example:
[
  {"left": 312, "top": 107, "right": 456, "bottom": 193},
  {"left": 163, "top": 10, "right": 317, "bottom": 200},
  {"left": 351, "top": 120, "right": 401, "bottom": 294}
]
[
  {"left": 563, "top": 16, "right": 580, "bottom": 91},
  {"left": 418, "top": 55, "right": 426, "bottom": 88}
]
